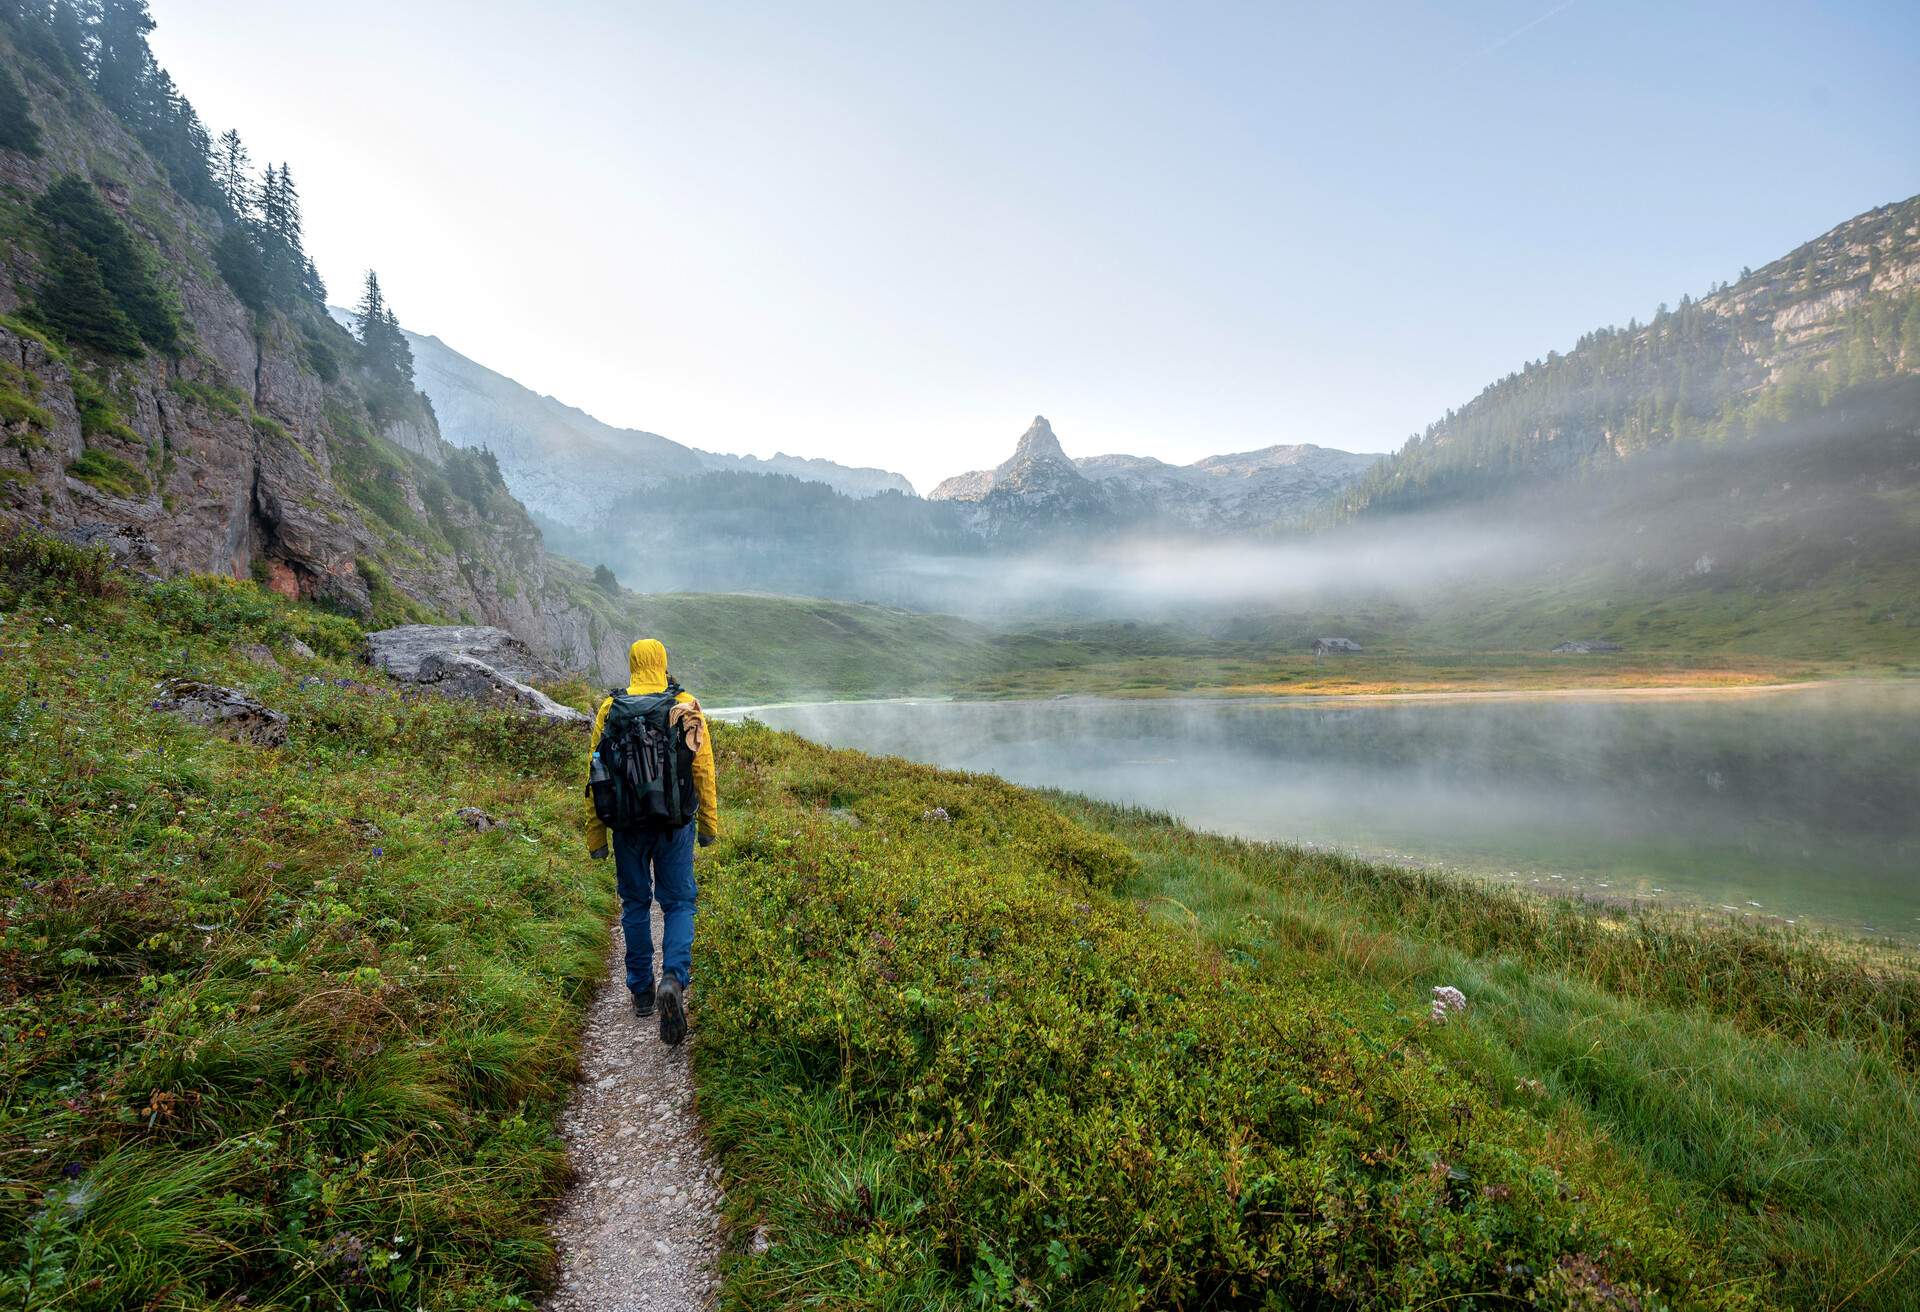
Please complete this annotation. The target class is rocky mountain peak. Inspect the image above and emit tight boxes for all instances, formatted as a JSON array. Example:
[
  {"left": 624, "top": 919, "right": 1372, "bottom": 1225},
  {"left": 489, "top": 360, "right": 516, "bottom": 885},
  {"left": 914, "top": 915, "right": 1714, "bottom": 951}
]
[
  {"left": 1006, "top": 415, "right": 1067, "bottom": 467},
  {"left": 994, "top": 414, "right": 1087, "bottom": 491}
]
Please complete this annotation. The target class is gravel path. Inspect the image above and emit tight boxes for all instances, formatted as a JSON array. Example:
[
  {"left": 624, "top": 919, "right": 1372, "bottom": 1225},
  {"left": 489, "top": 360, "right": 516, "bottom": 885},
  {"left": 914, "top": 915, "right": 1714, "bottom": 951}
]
[{"left": 546, "top": 911, "right": 723, "bottom": 1312}]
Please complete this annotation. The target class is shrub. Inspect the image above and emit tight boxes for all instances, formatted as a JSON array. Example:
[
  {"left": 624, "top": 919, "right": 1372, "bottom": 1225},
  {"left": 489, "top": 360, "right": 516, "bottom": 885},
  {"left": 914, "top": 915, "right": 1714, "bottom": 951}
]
[
  {"left": 1019, "top": 820, "right": 1138, "bottom": 892},
  {"left": 0, "top": 524, "right": 123, "bottom": 602}
]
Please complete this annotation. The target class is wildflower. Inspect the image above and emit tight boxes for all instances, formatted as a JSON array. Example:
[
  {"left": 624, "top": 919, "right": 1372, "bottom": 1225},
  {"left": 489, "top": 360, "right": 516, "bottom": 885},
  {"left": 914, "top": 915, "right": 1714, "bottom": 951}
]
[
  {"left": 372, "top": 847, "right": 384, "bottom": 858},
  {"left": 1430, "top": 985, "right": 1468, "bottom": 1024}
]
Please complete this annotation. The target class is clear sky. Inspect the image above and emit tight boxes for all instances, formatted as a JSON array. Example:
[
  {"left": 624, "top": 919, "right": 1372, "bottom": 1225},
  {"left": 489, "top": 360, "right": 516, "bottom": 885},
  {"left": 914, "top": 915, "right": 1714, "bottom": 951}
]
[{"left": 152, "top": 1, "right": 1920, "bottom": 495}]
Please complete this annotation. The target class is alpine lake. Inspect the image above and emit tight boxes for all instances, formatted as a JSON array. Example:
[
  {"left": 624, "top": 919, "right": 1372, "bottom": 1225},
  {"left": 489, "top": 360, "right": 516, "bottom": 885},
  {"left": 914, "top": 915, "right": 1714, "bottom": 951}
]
[{"left": 718, "top": 682, "right": 1920, "bottom": 944}]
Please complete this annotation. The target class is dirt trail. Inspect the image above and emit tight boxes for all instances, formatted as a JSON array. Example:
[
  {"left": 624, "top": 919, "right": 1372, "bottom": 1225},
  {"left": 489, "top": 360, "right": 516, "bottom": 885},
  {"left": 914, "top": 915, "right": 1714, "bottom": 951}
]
[{"left": 545, "top": 911, "right": 723, "bottom": 1312}]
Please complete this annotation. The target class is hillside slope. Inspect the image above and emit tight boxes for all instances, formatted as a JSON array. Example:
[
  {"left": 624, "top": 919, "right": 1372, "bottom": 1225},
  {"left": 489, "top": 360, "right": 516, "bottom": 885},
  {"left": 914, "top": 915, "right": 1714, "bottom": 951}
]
[{"left": 1343, "top": 195, "right": 1920, "bottom": 516}]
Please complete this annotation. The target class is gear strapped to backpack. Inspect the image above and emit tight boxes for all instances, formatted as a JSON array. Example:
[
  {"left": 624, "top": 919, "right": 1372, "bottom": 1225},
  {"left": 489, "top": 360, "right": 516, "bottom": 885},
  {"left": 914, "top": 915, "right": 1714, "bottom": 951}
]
[{"left": 588, "top": 679, "right": 699, "bottom": 833}]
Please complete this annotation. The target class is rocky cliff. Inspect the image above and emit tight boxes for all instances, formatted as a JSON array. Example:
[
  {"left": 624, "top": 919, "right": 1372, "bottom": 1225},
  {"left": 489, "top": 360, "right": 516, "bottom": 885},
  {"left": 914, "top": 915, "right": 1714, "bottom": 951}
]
[
  {"left": 0, "top": 25, "right": 653, "bottom": 684},
  {"left": 930, "top": 415, "right": 1377, "bottom": 535}
]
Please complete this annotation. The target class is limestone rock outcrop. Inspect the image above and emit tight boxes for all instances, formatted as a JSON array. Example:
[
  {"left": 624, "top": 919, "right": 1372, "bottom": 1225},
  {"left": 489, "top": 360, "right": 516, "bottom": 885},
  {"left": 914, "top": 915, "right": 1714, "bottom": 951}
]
[
  {"left": 365, "top": 624, "right": 587, "bottom": 725},
  {"left": 151, "top": 678, "right": 289, "bottom": 746},
  {"left": 365, "top": 624, "right": 555, "bottom": 685}
]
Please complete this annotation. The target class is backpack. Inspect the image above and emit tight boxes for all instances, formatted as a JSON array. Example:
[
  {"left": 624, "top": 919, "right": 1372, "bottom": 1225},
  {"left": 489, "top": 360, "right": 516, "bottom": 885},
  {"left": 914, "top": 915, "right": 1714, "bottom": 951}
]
[{"left": 588, "top": 681, "right": 698, "bottom": 833}]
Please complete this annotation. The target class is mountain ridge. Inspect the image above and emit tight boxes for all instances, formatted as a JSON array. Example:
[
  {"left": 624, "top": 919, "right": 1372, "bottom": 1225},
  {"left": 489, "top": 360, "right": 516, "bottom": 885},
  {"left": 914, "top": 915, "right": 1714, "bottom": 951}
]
[
  {"left": 930, "top": 415, "right": 1380, "bottom": 534},
  {"left": 334, "top": 309, "right": 919, "bottom": 524}
]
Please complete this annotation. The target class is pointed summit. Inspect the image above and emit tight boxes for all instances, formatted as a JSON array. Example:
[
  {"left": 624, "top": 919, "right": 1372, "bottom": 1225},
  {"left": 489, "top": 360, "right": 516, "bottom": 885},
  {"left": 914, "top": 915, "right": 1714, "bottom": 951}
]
[
  {"left": 996, "top": 414, "right": 1080, "bottom": 483},
  {"left": 929, "top": 414, "right": 1096, "bottom": 506},
  {"left": 1010, "top": 415, "right": 1066, "bottom": 464}
]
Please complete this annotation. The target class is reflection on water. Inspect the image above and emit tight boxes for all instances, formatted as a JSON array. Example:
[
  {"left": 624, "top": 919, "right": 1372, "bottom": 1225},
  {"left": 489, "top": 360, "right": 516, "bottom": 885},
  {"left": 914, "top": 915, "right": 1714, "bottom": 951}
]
[{"left": 722, "top": 684, "right": 1920, "bottom": 941}]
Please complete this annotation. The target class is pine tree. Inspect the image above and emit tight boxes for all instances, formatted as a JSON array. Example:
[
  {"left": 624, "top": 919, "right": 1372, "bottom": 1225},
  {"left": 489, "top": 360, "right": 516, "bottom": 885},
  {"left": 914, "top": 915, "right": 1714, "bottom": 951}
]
[
  {"left": 273, "top": 164, "right": 303, "bottom": 250},
  {"left": 1900, "top": 297, "right": 1920, "bottom": 371},
  {"left": 301, "top": 255, "right": 326, "bottom": 305},
  {"left": 383, "top": 305, "right": 413, "bottom": 383},
  {"left": 214, "top": 129, "right": 251, "bottom": 214},
  {"left": 214, "top": 225, "right": 268, "bottom": 313},
  {"left": 355, "top": 268, "right": 386, "bottom": 338},
  {"left": 49, "top": 0, "right": 89, "bottom": 77},
  {"left": 355, "top": 270, "right": 415, "bottom": 411},
  {"left": 32, "top": 174, "right": 179, "bottom": 353},
  {"left": 94, "top": 0, "right": 155, "bottom": 119},
  {"left": 0, "top": 58, "right": 41, "bottom": 155}
]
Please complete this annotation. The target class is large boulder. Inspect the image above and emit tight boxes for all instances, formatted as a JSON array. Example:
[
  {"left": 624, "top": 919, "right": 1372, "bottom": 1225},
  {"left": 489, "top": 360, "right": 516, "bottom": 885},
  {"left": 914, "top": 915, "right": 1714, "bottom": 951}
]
[
  {"left": 415, "top": 651, "right": 589, "bottom": 726},
  {"left": 364, "top": 625, "right": 556, "bottom": 684},
  {"left": 152, "top": 678, "right": 289, "bottom": 746}
]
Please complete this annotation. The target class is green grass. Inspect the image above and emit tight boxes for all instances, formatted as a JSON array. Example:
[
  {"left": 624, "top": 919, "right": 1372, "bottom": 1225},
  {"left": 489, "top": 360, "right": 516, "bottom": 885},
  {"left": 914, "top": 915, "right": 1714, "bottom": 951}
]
[
  {"left": 1052, "top": 799, "right": 1920, "bottom": 1310},
  {"left": 166, "top": 375, "right": 247, "bottom": 418},
  {"left": 64, "top": 447, "right": 149, "bottom": 500},
  {"left": 602, "top": 589, "right": 1910, "bottom": 707},
  {"left": 0, "top": 532, "right": 610, "bottom": 1310},
  {"left": 690, "top": 730, "right": 1838, "bottom": 1309}
]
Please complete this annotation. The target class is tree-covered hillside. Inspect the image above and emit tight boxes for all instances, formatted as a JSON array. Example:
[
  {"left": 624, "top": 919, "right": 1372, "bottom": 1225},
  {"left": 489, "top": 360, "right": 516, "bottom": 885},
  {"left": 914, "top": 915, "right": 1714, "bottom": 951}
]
[{"left": 1340, "top": 196, "right": 1920, "bottom": 517}]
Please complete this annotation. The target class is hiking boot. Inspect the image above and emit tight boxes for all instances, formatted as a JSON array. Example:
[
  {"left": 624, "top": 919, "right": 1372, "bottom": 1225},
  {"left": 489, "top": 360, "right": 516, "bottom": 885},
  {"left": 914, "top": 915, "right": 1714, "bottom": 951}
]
[
  {"left": 657, "top": 974, "right": 686, "bottom": 1047},
  {"left": 631, "top": 984, "right": 655, "bottom": 1018}
]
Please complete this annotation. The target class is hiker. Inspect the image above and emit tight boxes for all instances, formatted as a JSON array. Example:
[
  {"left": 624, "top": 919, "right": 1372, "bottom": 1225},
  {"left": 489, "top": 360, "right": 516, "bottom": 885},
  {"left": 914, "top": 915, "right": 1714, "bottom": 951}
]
[{"left": 585, "top": 638, "right": 719, "bottom": 1046}]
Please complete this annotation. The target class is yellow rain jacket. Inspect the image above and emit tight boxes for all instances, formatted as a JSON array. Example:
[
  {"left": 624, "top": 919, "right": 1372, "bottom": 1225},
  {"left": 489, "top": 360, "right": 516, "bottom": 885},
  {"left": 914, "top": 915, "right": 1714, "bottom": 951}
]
[{"left": 584, "top": 638, "right": 719, "bottom": 852}]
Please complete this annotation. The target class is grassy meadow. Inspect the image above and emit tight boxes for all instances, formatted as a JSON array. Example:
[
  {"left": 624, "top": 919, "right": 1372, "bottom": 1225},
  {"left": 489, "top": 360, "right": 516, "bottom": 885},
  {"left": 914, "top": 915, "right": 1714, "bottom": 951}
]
[
  {"left": 1, "top": 534, "right": 610, "bottom": 1309},
  {"left": 4, "top": 530, "right": 1917, "bottom": 1309}
]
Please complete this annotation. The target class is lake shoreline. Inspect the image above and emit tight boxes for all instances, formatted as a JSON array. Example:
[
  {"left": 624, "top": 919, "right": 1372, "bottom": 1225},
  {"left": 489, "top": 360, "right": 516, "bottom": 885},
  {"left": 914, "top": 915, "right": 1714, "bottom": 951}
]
[{"left": 710, "top": 674, "right": 1914, "bottom": 717}]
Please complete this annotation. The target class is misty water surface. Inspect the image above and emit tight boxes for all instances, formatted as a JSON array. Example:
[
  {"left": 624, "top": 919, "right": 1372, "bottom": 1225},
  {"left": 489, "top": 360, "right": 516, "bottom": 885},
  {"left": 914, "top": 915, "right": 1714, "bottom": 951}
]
[{"left": 722, "top": 684, "right": 1920, "bottom": 941}]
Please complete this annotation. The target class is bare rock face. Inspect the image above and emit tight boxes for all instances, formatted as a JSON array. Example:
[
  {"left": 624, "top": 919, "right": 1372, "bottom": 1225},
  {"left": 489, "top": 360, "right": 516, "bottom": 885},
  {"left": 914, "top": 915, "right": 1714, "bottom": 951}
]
[
  {"left": 365, "top": 624, "right": 556, "bottom": 684},
  {"left": 151, "top": 678, "right": 289, "bottom": 746},
  {"left": 414, "top": 651, "right": 589, "bottom": 726}
]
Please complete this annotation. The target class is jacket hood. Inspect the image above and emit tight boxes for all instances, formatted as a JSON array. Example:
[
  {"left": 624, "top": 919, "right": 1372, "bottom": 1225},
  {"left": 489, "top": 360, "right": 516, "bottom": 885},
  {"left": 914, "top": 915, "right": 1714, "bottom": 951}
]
[{"left": 626, "top": 638, "right": 670, "bottom": 694}]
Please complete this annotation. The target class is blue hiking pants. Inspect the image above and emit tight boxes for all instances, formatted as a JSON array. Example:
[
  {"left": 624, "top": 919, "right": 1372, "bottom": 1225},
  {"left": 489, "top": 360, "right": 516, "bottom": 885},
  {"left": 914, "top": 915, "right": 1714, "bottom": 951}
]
[{"left": 611, "top": 821, "right": 697, "bottom": 992}]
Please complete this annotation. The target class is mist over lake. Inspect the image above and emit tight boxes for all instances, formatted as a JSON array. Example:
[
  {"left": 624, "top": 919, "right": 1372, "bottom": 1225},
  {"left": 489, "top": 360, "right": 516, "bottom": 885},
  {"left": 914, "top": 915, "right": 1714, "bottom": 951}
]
[{"left": 728, "top": 683, "right": 1920, "bottom": 940}]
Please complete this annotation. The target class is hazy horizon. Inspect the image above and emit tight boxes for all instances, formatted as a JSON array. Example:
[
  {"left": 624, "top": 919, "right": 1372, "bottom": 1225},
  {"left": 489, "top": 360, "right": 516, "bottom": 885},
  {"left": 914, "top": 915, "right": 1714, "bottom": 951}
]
[{"left": 153, "top": 1, "right": 1920, "bottom": 492}]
